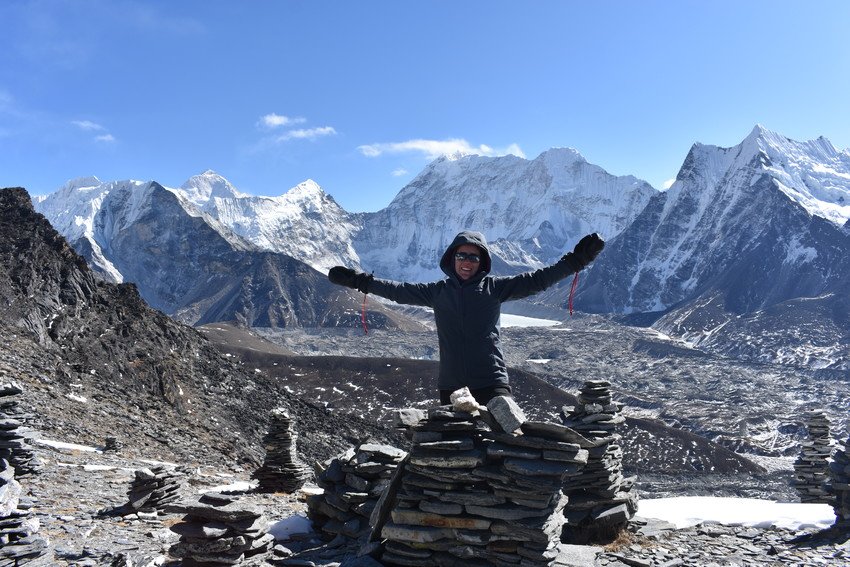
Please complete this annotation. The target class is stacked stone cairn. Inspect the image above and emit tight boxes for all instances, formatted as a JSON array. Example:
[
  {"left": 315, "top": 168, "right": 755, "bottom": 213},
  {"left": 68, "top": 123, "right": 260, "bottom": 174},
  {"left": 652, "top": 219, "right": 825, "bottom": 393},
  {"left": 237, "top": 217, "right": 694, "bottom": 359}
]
[
  {"left": 560, "top": 380, "right": 637, "bottom": 543},
  {"left": 0, "top": 383, "right": 42, "bottom": 477},
  {"left": 829, "top": 433, "right": 850, "bottom": 530},
  {"left": 793, "top": 409, "right": 833, "bottom": 504},
  {"left": 126, "top": 465, "right": 185, "bottom": 517},
  {"left": 167, "top": 492, "right": 274, "bottom": 566},
  {"left": 103, "top": 436, "right": 122, "bottom": 452},
  {"left": 378, "top": 395, "right": 592, "bottom": 567},
  {"left": 253, "top": 408, "right": 311, "bottom": 493},
  {"left": 1, "top": 457, "right": 49, "bottom": 565},
  {"left": 307, "top": 440, "right": 407, "bottom": 541}
]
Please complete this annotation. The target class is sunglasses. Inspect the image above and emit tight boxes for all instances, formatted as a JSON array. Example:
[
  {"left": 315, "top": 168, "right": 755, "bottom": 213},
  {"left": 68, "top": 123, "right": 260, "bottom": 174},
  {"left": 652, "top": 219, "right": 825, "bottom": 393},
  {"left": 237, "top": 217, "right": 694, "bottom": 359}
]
[{"left": 454, "top": 252, "right": 481, "bottom": 263}]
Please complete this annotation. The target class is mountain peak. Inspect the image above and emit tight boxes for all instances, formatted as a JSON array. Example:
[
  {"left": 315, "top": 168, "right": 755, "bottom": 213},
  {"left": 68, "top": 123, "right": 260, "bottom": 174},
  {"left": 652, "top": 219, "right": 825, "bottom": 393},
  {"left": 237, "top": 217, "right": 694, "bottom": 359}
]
[
  {"left": 61, "top": 176, "right": 102, "bottom": 192},
  {"left": 180, "top": 171, "right": 245, "bottom": 204}
]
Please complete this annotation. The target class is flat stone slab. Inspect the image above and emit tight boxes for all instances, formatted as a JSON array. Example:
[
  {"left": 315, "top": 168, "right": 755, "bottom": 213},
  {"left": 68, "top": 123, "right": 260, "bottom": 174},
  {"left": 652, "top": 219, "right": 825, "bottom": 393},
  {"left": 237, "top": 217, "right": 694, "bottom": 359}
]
[
  {"left": 486, "top": 396, "right": 526, "bottom": 433},
  {"left": 391, "top": 509, "right": 492, "bottom": 530}
]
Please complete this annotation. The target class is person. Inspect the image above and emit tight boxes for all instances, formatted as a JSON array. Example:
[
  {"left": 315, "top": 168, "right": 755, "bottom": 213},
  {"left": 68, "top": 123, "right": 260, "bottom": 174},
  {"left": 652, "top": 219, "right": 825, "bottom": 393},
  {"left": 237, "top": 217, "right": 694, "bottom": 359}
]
[{"left": 328, "top": 231, "right": 604, "bottom": 405}]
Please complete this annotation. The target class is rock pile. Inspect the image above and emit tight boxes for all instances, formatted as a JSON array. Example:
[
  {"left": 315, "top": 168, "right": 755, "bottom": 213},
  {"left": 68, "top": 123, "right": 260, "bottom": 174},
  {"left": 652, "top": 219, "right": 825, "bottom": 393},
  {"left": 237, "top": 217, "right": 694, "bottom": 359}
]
[
  {"left": 793, "top": 409, "right": 833, "bottom": 504},
  {"left": 0, "top": 383, "right": 42, "bottom": 477},
  {"left": 307, "top": 440, "right": 407, "bottom": 541},
  {"left": 103, "top": 436, "right": 122, "bottom": 452},
  {"left": 379, "top": 405, "right": 590, "bottom": 567},
  {"left": 167, "top": 492, "right": 274, "bottom": 566},
  {"left": 253, "top": 408, "right": 312, "bottom": 493},
  {"left": 560, "top": 380, "right": 638, "bottom": 542},
  {"left": 126, "top": 465, "right": 185, "bottom": 516},
  {"left": 829, "top": 433, "right": 850, "bottom": 530},
  {"left": 0, "top": 457, "right": 49, "bottom": 565}
]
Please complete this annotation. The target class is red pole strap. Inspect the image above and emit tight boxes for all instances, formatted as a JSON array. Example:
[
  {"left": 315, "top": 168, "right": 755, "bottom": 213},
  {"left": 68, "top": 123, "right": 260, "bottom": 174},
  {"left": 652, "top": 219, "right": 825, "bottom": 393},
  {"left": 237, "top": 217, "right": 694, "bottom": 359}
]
[
  {"left": 361, "top": 293, "right": 369, "bottom": 334},
  {"left": 568, "top": 271, "right": 580, "bottom": 317}
]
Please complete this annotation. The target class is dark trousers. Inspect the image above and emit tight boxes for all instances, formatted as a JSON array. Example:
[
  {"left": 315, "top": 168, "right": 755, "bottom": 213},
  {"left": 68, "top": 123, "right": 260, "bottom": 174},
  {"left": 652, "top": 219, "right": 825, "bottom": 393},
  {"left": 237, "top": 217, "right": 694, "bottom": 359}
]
[{"left": 439, "top": 385, "right": 512, "bottom": 406}]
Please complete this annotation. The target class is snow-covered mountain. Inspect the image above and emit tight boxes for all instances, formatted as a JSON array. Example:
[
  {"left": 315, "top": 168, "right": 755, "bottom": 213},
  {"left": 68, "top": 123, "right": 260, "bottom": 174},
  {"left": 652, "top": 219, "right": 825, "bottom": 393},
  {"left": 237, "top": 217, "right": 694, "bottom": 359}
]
[
  {"left": 573, "top": 125, "right": 850, "bottom": 369},
  {"left": 33, "top": 179, "right": 414, "bottom": 329},
  {"left": 177, "top": 171, "right": 361, "bottom": 273},
  {"left": 355, "top": 149, "right": 656, "bottom": 282}
]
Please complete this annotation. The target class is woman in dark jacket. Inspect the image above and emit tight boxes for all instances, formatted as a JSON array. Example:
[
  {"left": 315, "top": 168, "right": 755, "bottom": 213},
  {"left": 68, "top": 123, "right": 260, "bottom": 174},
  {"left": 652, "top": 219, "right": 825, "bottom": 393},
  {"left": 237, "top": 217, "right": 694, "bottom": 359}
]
[{"left": 328, "top": 231, "right": 604, "bottom": 404}]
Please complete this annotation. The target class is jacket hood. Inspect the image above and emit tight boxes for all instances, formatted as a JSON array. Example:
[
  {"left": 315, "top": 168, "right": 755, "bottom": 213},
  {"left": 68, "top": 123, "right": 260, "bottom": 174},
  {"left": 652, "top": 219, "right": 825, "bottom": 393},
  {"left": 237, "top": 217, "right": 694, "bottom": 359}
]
[{"left": 440, "top": 230, "right": 492, "bottom": 280}]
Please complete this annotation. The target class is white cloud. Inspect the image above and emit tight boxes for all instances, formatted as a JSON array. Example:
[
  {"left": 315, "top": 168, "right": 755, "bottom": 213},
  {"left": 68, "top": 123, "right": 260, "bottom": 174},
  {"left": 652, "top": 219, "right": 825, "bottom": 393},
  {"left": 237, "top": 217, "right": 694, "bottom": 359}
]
[
  {"left": 275, "top": 126, "right": 337, "bottom": 142},
  {"left": 662, "top": 178, "right": 676, "bottom": 190},
  {"left": 392, "top": 168, "right": 409, "bottom": 177},
  {"left": 358, "top": 138, "right": 525, "bottom": 160},
  {"left": 95, "top": 134, "right": 116, "bottom": 143},
  {"left": 259, "top": 113, "right": 306, "bottom": 129},
  {"left": 72, "top": 120, "right": 105, "bottom": 131}
]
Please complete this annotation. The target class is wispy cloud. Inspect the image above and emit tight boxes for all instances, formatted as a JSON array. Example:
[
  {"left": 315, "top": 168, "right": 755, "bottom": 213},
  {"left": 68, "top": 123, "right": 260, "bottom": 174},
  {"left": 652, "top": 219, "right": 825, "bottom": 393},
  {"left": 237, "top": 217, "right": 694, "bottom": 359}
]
[
  {"left": 275, "top": 126, "right": 337, "bottom": 142},
  {"left": 72, "top": 119, "right": 115, "bottom": 143},
  {"left": 72, "top": 120, "right": 105, "bottom": 131},
  {"left": 258, "top": 113, "right": 306, "bottom": 129},
  {"left": 662, "top": 178, "right": 676, "bottom": 190},
  {"left": 392, "top": 168, "right": 409, "bottom": 177},
  {"left": 358, "top": 138, "right": 525, "bottom": 160}
]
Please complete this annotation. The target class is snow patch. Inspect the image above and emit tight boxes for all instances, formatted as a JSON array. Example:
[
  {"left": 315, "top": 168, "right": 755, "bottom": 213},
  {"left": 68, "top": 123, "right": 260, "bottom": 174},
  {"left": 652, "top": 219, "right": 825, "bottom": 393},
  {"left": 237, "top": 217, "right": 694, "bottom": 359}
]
[{"left": 638, "top": 497, "right": 835, "bottom": 530}]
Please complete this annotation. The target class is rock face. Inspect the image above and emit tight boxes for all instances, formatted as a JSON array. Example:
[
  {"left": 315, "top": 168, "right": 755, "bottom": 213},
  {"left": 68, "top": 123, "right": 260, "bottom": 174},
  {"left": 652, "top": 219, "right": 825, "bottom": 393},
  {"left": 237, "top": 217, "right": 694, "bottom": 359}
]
[
  {"left": 167, "top": 492, "right": 274, "bottom": 565},
  {"left": 252, "top": 408, "right": 311, "bottom": 493},
  {"left": 793, "top": 410, "right": 833, "bottom": 504},
  {"left": 560, "top": 380, "right": 638, "bottom": 543},
  {"left": 307, "top": 441, "right": 407, "bottom": 541},
  {"left": 378, "top": 406, "right": 592, "bottom": 567},
  {"left": 0, "top": 457, "right": 49, "bottom": 564},
  {"left": 830, "top": 433, "right": 850, "bottom": 529}
]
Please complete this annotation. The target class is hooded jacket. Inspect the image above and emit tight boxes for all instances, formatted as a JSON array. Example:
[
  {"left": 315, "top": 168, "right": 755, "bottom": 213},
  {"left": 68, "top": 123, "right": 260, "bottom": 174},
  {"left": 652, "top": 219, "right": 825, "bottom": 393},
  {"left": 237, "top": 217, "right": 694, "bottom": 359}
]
[{"left": 368, "top": 231, "right": 583, "bottom": 392}]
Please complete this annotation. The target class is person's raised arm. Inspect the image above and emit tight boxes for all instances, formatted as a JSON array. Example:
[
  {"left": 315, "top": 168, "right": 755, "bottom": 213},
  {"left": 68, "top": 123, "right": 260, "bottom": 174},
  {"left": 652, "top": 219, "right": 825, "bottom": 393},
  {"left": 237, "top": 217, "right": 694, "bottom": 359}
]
[
  {"left": 495, "top": 233, "right": 605, "bottom": 301},
  {"left": 328, "top": 266, "right": 436, "bottom": 307}
]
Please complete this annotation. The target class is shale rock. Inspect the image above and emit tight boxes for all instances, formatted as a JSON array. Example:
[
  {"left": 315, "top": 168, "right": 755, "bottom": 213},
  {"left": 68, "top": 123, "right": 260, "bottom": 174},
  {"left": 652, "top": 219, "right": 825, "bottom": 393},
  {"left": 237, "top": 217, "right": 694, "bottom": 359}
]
[
  {"left": 560, "top": 380, "right": 637, "bottom": 543},
  {"left": 253, "top": 408, "right": 312, "bottom": 493},
  {"left": 793, "top": 409, "right": 833, "bottom": 504}
]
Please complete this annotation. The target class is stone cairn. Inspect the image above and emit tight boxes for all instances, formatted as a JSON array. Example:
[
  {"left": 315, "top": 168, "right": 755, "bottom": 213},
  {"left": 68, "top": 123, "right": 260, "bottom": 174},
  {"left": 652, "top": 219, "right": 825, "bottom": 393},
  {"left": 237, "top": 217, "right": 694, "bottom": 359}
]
[
  {"left": 829, "top": 433, "right": 850, "bottom": 530},
  {"left": 307, "top": 440, "right": 407, "bottom": 541},
  {"left": 1, "top": 457, "right": 49, "bottom": 565},
  {"left": 560, "top": 379, "right": 638, "bottom": 543},
  {"left": 0, "top": 383, "right": 42, "bottom": 477},
  {"left": 793, "top": 409, "right": 833, "bottom": 504},
  {"left": 253, "top": 408, "right": 311, "bottom": 493},
  {"left": 104, "top": 436, "right": 122, "bottom": 452},
  {"left": 378, "top": 396, "right": 591, "bottom": 567},
  {"left": 126, "top": 465, "right": 185, "bottom": 518},
  {"left": 167, "top": 492, "right": 274, "bottom": 566}
]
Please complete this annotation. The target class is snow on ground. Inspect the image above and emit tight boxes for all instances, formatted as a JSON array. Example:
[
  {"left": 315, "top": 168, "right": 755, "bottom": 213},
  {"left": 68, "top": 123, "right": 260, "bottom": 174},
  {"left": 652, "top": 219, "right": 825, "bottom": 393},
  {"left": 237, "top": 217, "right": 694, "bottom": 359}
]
[
  {"left": 501, "top": 314, "right": 562, "bottom": 328},
  {"left": 638, "top": 497, "right": 835, "bottom": 530},
  {"left": 35, "top": 439, "right": 101, "bottom": 452}
]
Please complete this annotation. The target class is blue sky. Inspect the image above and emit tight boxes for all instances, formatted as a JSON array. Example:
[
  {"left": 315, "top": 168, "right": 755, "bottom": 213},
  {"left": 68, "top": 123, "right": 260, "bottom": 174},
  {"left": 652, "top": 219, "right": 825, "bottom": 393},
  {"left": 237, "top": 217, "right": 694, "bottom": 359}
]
[{"left": 2, "top": 1, "right": 849, "bottom": 212}]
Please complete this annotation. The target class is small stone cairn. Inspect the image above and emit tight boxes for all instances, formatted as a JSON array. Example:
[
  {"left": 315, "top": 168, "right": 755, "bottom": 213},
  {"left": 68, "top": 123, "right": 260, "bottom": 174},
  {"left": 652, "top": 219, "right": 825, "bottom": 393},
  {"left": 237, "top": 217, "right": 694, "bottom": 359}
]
[
  {"left": 0, "top": 457, "right": 49, "bottom": 565},
  {"left": 167, "top": 492, "right": 274, "bottom": 566},
  {"left": 253, "top": 408, "right": 311, "bottom": 493},
  {"left": 126, "top": 465, "right": 185, "bottom": 518},
  {"left": 378, "top": 395, "right": 592, "bottom": 567},
  {"left": 103, "top": 436, "right": 122, "bottom": 452},
  {"left": 560, "top": 380, "right": 638, "bottom": 542},
  {"left": 793, "top": 409, "right": 833, "bottom": 504},
  {"left": 307, "top": 440, "right": 407, "bottom": 540},
  {"left": 0, "top": 383, "right": 42, "bottom": 477},
  {"left": 829, "top": 433, "right": 850, "bottom": 530}
]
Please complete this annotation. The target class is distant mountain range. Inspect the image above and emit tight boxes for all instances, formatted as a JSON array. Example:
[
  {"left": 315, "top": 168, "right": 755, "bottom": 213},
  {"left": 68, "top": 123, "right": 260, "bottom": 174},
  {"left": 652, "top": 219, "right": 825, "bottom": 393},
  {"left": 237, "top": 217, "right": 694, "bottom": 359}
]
[{"left": 32, "top": 126, "right": 850, "bottom": 370}]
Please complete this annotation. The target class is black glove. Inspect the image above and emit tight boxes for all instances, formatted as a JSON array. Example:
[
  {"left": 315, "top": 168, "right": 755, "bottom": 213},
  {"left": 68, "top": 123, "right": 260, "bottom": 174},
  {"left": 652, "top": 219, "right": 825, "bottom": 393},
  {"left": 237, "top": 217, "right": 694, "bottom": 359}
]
[
  {"left": 571, "top": 233, "right": 605, "bottom": 268},
  {"left": 328, "top": 266, "right": 373, "bottom": 294}
]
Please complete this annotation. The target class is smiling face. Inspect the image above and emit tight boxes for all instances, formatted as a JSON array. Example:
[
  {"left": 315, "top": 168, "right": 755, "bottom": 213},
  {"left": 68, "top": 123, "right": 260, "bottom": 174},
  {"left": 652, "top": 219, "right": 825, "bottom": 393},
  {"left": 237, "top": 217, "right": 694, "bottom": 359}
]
[{"left": 454, "top": 243, "right": 483, "bottom": 281}]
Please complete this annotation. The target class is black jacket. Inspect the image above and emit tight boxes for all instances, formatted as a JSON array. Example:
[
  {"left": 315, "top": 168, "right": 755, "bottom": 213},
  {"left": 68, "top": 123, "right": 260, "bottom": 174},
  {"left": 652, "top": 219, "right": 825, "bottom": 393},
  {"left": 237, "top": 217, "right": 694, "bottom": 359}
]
[{"left": 368, "top": 231, "right": 583, "bottom": 392}]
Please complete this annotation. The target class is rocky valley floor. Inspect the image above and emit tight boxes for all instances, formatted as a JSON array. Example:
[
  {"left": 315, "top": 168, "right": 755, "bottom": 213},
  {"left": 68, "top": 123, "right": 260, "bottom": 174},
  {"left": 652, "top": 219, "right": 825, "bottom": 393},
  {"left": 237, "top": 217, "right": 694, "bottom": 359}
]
[{"left": 8, "top": 438, "right": 849, "bottom": 567}]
